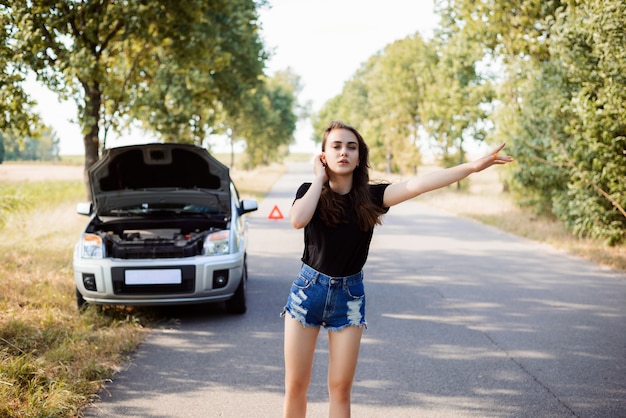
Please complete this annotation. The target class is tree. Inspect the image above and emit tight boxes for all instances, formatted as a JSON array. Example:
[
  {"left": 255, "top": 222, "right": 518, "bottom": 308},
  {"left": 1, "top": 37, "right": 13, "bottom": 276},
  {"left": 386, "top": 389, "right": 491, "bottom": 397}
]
[
  {"left": 545, "top": 0, "right": 626, "bottom": 244},
  {"left": 129, "top": 1, "right": 269, "bottom": 146},
  {"left": 362, "top": 36, "right": 428, "bottom": 174},
  {"left": 227, "top": 69, "right": 300, "bottom": 168},
  {"left": 491, "top": 60, "right": 571, "bottom": 215},
  {"left": 313, "top": 60, "right": 372, "bottom": 135},
  {"left": 314, "top": 30, "right": 494, "bottom": 179},
  {"left": 1, "top": 0, "right": 267, "bottom": 197},
  {"left": 312, "top": 60, "right": 373, "bottom": 150},
  {"left": 0, "top": 131, "right": 4, "bottom": 163},
  {"left": 440, "top": 0, "right": 626, "bottom": 243},
  {"left": 0, "top": 31, "right": 43, "bottom": 140},
  {"left": 314, "top": 35, "right": 434, "bottom": 174},
  {"left": 0, "top": 127, "right": 59, "bottom": 161},
  {"left": 434, "top": 0, "right": 564, "bottom": 63},
  {"left": 420, "top": 29, "right": 494, "bottom": 188}
]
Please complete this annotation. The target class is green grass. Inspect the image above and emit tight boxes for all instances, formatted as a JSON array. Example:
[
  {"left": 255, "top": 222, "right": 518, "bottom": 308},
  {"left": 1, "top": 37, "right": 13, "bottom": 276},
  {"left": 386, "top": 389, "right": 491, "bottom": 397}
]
[{"left": 58, "top": 155, "right": 85, "bottom": 165}]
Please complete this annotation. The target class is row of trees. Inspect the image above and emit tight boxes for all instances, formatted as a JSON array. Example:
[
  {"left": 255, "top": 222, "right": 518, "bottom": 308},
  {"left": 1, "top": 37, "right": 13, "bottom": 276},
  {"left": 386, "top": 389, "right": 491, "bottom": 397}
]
[
  {"left": 2, "top": 1, "right": 623, "bottom": 243},
  {"left": 312, "top": 0, "right": 625, "bottom": 244},
  {"left": 1, "top": 0, "right": 299, "bottom": 196},
  {"left": 0, "top": 129, "right": 60, "bottom": 163}
]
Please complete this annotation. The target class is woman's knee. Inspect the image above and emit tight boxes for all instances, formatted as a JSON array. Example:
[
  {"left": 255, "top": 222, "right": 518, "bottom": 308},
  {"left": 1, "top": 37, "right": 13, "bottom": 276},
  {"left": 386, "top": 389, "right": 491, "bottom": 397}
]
[
  {"left": 287, "top": 377, "right": 310, "bottom": 394},
  {"left": 327, "top": 378, "right": 352, "bottom": 400}
]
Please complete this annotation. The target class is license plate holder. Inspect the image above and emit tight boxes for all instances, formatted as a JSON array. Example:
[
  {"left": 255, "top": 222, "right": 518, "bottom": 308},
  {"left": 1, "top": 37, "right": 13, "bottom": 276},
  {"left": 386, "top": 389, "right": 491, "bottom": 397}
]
[{"left": 124, "top": 269, "right": 182, "bottom": 285}]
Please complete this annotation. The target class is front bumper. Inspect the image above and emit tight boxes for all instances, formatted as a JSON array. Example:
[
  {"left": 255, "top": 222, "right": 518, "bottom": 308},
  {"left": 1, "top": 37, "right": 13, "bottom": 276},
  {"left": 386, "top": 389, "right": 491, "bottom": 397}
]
[{"left": 73, "top": 252, "right": 244, "bottom": 306}]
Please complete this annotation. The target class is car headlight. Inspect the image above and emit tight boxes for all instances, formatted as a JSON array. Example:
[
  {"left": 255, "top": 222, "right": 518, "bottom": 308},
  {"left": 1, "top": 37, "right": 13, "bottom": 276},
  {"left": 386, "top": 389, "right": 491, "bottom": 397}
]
[
  {"left": 203, "top": 230, "right": 230, "bottom": 255},
  {"left": 81, "top": 233, "right": 105, "bottom": 258}
]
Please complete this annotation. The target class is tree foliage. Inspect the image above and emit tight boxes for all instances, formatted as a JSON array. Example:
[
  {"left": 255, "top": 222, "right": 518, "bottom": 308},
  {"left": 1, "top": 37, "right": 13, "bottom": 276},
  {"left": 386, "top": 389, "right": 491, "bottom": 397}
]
[
  {"left": 435, "top": 0, "right": 564, "bottom": 63},
  {"left": 452, "top": 0, "right": 626, "bottom": 244},
  {"left": 547, "top": 0, "right": 626, "bottom": 244},
  {"left": 314, "top": 30, "right": 493, "bottom": 180},
  {"left": 0, "top": 0, "right": 268, "bottom": 196},
  {"left": 314, "top": 0, "right": 625, "bottom": 244},
  {"left": 421, "top": 21, "right": 495, "bottom": 176},
  {"left": 127, "top": 1, "right": 269, "bottom": 145},
  {"left": 0, "top": 38, "right": 43, "bottom": 139},
  {"left": 1, "top": 128, "right": 60, "bottom": 161},
  {"left": 226, "top": 68, "right": 300, "bottom": 168},
  {"left": 314, "top": 35, "right": 434, "bottom": 174}
]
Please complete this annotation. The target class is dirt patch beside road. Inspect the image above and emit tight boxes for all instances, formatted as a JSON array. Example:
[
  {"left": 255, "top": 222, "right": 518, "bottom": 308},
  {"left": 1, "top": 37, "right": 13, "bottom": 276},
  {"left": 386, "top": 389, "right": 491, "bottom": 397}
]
[{"left": 0, "top": 163, "right": 83, "bottom": 182}]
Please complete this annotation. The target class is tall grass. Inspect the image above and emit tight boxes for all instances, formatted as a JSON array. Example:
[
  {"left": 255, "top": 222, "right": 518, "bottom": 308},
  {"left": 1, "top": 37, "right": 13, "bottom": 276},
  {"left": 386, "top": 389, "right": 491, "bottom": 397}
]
[{"left": 0, "top": 180, "right": 146, "bottom": 417}]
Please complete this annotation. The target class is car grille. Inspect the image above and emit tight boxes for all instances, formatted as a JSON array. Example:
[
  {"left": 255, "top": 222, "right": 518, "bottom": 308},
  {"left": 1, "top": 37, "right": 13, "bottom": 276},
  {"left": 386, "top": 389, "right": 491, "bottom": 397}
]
[
  {"left": 111, "top": 266, "right": 195, "bottom": 295},
  {"left": 109, "top": 238, "right": 203, "bottom": 259}
]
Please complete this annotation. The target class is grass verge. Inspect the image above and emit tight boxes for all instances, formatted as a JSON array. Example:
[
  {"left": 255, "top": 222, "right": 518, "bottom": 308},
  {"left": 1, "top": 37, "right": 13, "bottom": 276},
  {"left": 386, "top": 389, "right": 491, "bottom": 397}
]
[
  {"left": 0, "top": 180, "right": 148, "bottom": 417},
  {"left": 229, "top": 162, "right": 287, "bottom": 201}
]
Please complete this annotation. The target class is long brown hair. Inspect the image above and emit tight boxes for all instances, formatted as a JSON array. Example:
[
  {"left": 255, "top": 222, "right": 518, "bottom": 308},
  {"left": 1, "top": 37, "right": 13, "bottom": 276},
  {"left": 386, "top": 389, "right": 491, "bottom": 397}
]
[{"left": 318, "top": 121, "right": 386, "bottom": 231}]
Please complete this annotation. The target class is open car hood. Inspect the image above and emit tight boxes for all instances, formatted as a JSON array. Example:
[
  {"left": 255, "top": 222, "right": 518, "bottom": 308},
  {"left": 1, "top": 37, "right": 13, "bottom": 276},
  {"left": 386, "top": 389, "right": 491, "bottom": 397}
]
[{"left": 88, "top": 143, "right": 231, "bottom": 216}]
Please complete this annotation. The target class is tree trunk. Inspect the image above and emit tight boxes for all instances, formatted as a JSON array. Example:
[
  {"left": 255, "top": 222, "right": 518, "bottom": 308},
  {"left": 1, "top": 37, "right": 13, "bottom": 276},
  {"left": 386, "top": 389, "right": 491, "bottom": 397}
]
[
  {"left": 456, "top": 140, "right": 464, "bottom": 190},
  {"left": 386, "top": 150, "right": 393, "bottom": 174},
  {"left": 82, "top": 81, "right": 102, "bottom": 201}
]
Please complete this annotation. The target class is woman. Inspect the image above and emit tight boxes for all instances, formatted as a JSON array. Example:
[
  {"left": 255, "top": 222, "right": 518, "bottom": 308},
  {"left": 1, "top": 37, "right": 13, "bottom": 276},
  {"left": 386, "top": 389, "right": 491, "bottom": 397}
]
[{"left": 281, "top": 120, "right": 513, "bottom": 418}]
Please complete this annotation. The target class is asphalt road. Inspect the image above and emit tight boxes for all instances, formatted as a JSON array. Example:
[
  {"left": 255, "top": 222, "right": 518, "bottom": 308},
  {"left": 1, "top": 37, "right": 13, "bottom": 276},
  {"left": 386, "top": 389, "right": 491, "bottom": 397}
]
[{"left": 83, "top": 162, "right": 626, "bottom": 418}]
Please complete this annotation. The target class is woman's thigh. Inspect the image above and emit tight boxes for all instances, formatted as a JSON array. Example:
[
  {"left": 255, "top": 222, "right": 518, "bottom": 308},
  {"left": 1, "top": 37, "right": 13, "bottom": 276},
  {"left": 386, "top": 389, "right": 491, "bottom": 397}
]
[
  {"left": 284, "top": 316, "right": 320, "bottom": 386},
  {"left": 327, "top": 325, "right": 363, "bottom": 388}
]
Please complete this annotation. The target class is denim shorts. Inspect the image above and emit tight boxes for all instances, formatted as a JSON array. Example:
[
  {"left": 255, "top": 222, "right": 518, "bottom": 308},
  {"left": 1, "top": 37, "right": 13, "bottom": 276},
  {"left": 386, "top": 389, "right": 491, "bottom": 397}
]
[{"left": 281, "top": 264, "right": 367, "bottom": 331}]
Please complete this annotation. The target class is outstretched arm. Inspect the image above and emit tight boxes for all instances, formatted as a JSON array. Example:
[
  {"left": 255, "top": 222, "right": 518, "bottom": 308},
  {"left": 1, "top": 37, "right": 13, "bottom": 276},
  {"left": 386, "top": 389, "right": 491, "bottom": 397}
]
[{"left": 383, "top": 143, "right": 513, "bottom": 208}]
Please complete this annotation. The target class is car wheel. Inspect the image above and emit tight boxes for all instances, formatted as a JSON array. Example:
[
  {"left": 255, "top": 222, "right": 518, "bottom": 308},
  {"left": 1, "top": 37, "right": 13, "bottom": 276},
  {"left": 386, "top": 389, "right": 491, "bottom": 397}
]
[
  {"left": 225, "top": 260, "right": 247, "bottom": 314},
  {"left": 76, "top": 288, "right": 88, "bottom": 311}
]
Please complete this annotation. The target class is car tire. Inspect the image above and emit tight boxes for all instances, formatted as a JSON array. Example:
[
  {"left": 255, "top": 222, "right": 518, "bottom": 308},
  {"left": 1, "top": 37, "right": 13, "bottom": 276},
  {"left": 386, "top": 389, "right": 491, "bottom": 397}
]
[
  {"left": 225, "top": 260, "right": 247, "bottom": 314},
  {"left": 76, "top": 288, "right": 88, "bottom": 311}
]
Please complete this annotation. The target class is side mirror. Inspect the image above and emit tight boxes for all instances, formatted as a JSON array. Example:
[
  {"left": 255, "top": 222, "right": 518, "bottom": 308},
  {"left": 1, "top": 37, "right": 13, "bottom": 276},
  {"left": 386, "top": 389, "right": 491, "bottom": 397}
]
[
  {"left": 76, "top": 202, "right": 93, "bottom": 216},
  {"left": 240, "top": 199, "right": 258, "bottom": 214}
]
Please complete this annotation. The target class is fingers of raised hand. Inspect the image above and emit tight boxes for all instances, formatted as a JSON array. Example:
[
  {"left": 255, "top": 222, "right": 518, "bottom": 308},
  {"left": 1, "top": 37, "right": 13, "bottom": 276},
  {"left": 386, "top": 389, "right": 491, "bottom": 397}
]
[{"left": 491, "top": 153, "right": 514, "bottom": 164}]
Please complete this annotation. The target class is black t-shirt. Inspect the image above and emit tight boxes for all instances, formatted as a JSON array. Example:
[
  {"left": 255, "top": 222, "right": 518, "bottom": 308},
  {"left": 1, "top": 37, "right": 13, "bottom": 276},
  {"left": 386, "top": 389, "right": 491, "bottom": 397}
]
[{"left": 294, "top": 183, "right": 390, "bottom": 277}]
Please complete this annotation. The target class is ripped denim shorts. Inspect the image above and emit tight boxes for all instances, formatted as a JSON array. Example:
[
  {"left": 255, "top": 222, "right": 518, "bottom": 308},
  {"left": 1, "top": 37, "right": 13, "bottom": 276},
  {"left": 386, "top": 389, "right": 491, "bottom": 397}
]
[{"left": 281, "top": 264, "right": 367, "bottom": 331}]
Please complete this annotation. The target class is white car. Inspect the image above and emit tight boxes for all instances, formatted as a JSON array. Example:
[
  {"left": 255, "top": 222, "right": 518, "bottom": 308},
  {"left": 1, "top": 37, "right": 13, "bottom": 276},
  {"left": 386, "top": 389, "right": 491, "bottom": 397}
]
[{"left": 73, "top": 143, "right": 258, "bottom": 313}]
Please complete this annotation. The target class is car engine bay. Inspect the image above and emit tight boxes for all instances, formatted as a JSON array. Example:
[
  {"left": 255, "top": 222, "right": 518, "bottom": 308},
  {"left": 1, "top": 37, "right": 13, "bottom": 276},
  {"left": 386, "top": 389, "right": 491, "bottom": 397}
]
[{"left": 88, "top": 218, "right": 228, "bottom": 259}]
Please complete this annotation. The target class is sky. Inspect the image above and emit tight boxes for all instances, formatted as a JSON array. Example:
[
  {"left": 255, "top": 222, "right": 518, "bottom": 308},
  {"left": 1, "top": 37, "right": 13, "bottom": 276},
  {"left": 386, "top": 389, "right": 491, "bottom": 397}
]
[{"left": 26, "top": 0, "right": 438, "bottom": 155}]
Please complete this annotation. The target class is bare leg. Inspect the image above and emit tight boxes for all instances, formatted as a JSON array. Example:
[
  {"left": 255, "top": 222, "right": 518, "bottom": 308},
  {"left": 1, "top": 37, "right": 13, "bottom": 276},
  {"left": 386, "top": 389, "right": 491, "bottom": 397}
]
[
  {"left": 327, "top": 325, "right": 363, "bottom": 418},
  {"left": 283, "top": 316, "right": 320, "bottom": 418}
]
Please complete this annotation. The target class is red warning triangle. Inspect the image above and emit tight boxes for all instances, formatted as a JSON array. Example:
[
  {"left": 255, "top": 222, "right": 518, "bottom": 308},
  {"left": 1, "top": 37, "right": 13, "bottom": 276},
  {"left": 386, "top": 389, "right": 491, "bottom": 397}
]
[{"left": 268, "top": 205, "right": 284, "bottom": 220}]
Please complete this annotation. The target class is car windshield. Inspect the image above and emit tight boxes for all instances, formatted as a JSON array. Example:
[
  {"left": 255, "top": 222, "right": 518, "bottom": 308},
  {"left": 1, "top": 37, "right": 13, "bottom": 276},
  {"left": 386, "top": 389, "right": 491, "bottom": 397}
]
[{"left": 104, "top": 203, "right": 225, "bottom": 217}]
